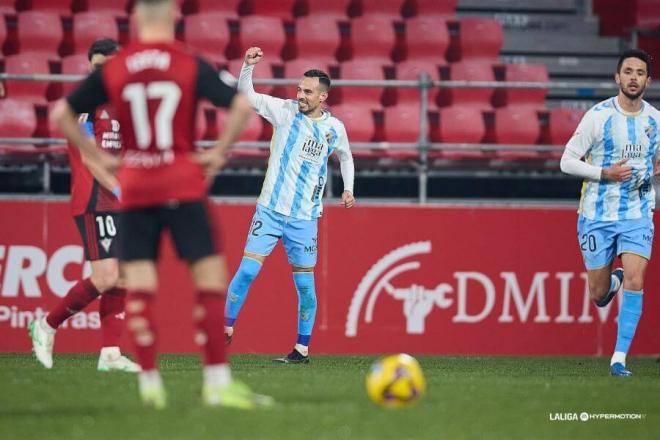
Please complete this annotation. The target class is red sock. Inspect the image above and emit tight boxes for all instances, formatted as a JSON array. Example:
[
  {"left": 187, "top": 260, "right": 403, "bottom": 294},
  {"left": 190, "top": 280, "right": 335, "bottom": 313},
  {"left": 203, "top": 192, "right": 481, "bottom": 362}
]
[
  {"left": 46, "top": 279, "right": 100, "bottom": 329},
  {"left": 100, "top": 287, "right": 126, "bottom": 348},
  {"left": 125, "top": 290, "right": 157, "bottom": 371},
  {"left": 195, "top": 290, "right": 227, "bottom": 365}
]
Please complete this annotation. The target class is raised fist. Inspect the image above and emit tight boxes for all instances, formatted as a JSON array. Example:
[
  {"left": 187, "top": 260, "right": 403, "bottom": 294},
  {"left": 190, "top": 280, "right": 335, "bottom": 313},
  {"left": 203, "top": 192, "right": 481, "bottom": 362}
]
[{"left": 245, "top": 47, "right": 263, "bottom": 65}]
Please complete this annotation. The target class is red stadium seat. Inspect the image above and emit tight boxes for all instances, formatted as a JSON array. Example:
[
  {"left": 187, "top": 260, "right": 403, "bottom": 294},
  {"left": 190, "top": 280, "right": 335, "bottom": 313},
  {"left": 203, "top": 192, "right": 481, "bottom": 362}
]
[
  {"left": 541, "top": 108, "right": 585, "bottom": 145},
  {"left": 193, "top": 0, "right": 240, "bottom": 16},
  {"left": 404, "top": 0, "right": 457, "bottom": 18},
  {"left": 0, "top": 0, "right": 16, "bottom": 14},
  {"left": 0, "top": 15, "right": 6, "bottom": 50},
  {"left": 239, "top": 16, "right": 286, "bottom": 62},
  {"left": 350, "top": 16, "right": 396, "bottom": 61},
  {"left": 5, "top": 53, "right": 51, "bottom": 104},
  {"left": 404, "top": 16, "right": 449, "bottom": 62},
  {"left": 493, "top": 63, "right": 549, "bottom": 109},
  {"left": 295, "top": 16, "right": 341, "bottom": 62},
  {"left": 241, "top": 0, "right": 297, "bottom": 19},
  {"left": 437, "top": 61, "right": 495, "bottom": 110},
  {"left": 217, "top": 107, "right": 264, "bottom": 142},
  {"left": 0, "top": 99, "right": 37, "bottom": 138},
  {"left": 396, "top": 60, "right": 440, "bottom": 106},
  {"left": 383, "top": 104, "right": 421, "bottom": 142},
  {"left": 18, "top": 11, "right": 64, "bottom": 56},
  {"left": 73, "top": 13, "right": 119, "bottom": 55},
  {"left": 487, "top": 107, "right": 541, "bottom": 156},
  {"left": 306, "top": 0, "right": 350, "bottom": 19},
  {"left": 79, "top": 0, "right": 129, "bottom": 16},
  {"left": 454, "top": 17, "right": 502, "bottom": 62},
  {"left": 432, "top": 106, "right": 485, "bottom": 144},
  {"left": 349, "top": 0, "right": 405, "bottom": 18},
  {"left": 60, "top": 53, "right": 89, "bottom": 96},
  {"left": 339, "top": 60, "right": 386, "bottom": 105},
  {"left": 329, "top": 103, "right": 377, "bottom": 143},
  {"left": 26, "top": 0, "right": 72, "bottom": 15},
  {"left": 184, "top": 12, "right": 230, "bottom": 65}
]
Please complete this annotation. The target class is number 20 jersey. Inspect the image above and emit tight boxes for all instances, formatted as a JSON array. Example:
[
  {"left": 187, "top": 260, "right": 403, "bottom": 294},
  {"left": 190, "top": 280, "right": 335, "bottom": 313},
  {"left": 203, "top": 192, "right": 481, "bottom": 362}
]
[{"left": 66, "top": 42, "right": 237, "bottom": 209}]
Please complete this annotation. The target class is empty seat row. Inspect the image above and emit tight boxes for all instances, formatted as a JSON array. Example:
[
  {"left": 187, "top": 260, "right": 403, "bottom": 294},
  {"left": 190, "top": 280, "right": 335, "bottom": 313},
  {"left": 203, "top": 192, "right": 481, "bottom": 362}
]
[
  {"left": 1, "top": 11, "right": 502, "bottom": 65},
  {"left": 3, "top": 0, "right": 457, "bottom": 20}
]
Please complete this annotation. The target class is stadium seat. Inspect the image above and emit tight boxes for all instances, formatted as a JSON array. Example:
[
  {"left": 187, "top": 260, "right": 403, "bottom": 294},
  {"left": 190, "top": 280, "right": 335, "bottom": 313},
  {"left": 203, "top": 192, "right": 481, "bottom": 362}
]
[
  {"left": 383, "top": 104, "right": 421, "bottom": 143},
  {"left": 73, "top": 13, "right": 119, "bottom": 55},
  {"left": 193, "top": 0, "right": 240, "bottom": 16},
  {"left": 437, "top": 62, "right": 495, "bottom": 110},
  {"left": 454, "top": 17, "right": 503, "bottom": 62},
  {"left": 4, "top": 53, "right": 52, "bottom": 104},
  {"left": 329, "top": 103, "right": 376, "bottom": 143},
  {"left": 349, "top": 16, "right": 396, "bottom": 61},
  {"left": 77, "top": 0, "right": 129, "bottom": 16},
  {"left": 295, "top": 16, "right": 341, "bottom": 62},
  {"left": 348, "top": 0, "right": 405, "bottom": 18},
  {"left": 184, "top": 12, "right": 230, "bottom": 65},
  {"left": 306, "top": 0, "right": 350, "bottom": 19},
  {"left": 404, "top": 16, "right": 449, "bottom": 62},
  {"left": 338, "top": 60, "right": 386, "bottom": 105},
  {"left": 541, "top": 108, "right": 585, "bottom": 146},
  {"left": 0, "top": 15, "right": 6, "bottom": 50},
  {"left": 217, "top": 107, "right": 264, "bottom": 142},
  {"left": 0, "top": 99, "right": 37, "bottom": 138},
  {"left": 240, "top": 0, "right": 297, "bottom": 19},
  {"left": 0, "top": 0, "right": 16, "bottom": 14},
  {"left": 396, "top": 60, "right": 440, "bottom": 106},
  {"left": 432, "top": 106, "right": 485, "bottom": 144},
  {"left": 25, "top": 0, "right": 72, "bottom": 15},
  {"left": 17, "top": 11, "right": 64, "bottom": 56},
  {"left": 403, "top": 0, "right": 457, "bottom": 18},
  {"left": 239, "top": 16, "right": 286, "bottom": 62},
  {"left": 487, "top": 107, "right": 541, "bottom": 156},
  {"left": 60, "top": 53, "right": 89, "bottom": 96},
  {"left": 493, "top": 63, "right": 549, "bottom": 109}
]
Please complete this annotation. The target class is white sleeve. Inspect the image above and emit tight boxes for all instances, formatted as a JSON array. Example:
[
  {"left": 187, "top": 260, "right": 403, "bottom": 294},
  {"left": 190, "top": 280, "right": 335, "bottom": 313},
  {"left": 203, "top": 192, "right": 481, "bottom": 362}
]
[
  {"left": 237, "top": 63, "right": 291, "bottom": 126},
  {"left": 333, "top": 124, "right": 354, "bottom": 193},
  {"left": 560, "top": 111, "right": 602, "bottom": 181}
]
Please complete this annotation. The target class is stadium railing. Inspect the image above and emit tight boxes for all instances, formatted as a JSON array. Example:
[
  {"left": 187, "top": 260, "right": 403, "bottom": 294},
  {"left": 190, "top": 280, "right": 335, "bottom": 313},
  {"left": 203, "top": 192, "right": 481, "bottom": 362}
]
[{"left": 0, "top": 72, "right": 653, "bottom": 202}]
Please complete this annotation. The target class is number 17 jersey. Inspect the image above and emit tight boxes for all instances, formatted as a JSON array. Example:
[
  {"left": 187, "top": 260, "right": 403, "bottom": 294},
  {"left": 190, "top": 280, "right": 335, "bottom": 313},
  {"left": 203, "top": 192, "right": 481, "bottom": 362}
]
[{"left": 66, "top": 42, "right": 237, "bottom": 209}]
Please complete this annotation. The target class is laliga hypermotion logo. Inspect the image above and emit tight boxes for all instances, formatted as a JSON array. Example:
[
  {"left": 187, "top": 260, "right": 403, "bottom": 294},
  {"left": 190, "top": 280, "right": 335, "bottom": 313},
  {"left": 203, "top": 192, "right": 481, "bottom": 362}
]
[{"left": 345, "top": 241, "right": 451, "bottom": 336}]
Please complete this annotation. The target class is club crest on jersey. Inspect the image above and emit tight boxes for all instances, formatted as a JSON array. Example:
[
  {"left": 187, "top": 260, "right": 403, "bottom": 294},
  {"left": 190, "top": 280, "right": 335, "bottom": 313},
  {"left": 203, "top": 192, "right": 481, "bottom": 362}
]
[
  {"left": 645, "top": 125, "right": 654, "bottom": 139},
  {"left": 325, "top": 130, "right": 336, "bottom": 146}
]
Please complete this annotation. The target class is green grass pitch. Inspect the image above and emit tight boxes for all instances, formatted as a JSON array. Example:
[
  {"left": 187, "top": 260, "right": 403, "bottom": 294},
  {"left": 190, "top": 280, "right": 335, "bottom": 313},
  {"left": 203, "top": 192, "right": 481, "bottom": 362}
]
[{"left": 1, "top": 354, "right": 659, "bottom": 439}]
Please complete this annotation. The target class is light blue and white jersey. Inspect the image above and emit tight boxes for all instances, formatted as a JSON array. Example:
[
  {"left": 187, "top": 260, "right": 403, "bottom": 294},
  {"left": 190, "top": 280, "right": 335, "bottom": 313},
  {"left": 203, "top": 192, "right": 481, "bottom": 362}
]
[
  {"left": 239, "top": 64, "right": 353, "bottom": 220},
  {"left": 567, "top": 97, "right": 660, "bottom": 221}
]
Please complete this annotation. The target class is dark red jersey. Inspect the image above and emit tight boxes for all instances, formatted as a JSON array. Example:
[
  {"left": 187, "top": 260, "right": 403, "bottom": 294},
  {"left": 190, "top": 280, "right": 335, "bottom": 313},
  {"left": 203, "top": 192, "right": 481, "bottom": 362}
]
[
  {"left": 66, "top": 41, "right": 237, "bottom": 209},
  {"left": 68, "top": 106, "right": 122, "bottom": 216}
]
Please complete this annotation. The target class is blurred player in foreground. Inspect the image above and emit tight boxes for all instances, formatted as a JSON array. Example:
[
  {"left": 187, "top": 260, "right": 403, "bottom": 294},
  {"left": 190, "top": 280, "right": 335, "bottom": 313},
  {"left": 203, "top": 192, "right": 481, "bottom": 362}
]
[
  {"left": 29, "top": 38, "right": 140, "bottom": 373},
  {"left": 224, "top": 47, "right": 355, "bottom": 364},
  {"left": 561, "top": 49, "right": 659, "bottom": 377},
  {"left": 54, "top": 0, "right": 272, "bottom": 409}
]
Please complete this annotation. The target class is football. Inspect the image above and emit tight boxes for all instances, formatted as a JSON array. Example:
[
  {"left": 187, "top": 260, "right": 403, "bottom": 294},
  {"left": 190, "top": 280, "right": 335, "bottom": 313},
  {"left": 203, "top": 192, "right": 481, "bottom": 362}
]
[{"left": 365, "top": 354, "right": 426, "bottom": 408}]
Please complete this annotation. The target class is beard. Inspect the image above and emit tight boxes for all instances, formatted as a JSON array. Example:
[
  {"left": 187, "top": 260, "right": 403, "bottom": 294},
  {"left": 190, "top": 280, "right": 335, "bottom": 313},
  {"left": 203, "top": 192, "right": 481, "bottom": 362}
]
[{"left": 621, "top": 83, "right": 645, "bottom": 100}]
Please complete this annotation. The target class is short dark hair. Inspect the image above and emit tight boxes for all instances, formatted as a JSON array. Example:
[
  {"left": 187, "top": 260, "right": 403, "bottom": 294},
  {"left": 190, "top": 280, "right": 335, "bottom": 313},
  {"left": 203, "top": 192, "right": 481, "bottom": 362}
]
[
  {"left": 304, "top": 69, "right": 331, "bottom": 91},
  {"left": 617, "top": 49, "right": 652, "bottom": 77},
  {"left": 87, "top": 38, "right": 119, "bottom": 62}
]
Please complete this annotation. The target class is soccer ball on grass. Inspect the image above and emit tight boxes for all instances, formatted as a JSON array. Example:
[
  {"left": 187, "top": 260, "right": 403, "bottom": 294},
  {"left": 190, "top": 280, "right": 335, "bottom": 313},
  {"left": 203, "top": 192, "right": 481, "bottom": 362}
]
[{"left": 365, "top": 353, "right": 425, "bottom": 408}]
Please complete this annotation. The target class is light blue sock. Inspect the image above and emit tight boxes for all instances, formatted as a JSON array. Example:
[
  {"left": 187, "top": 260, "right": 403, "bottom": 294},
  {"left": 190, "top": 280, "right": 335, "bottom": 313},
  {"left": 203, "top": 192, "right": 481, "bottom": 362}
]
[
  {"left": 614, "top": 290, "right": 643, "bottom": 354},
  {"left": 293, "top": 271, "right": 316, "bottom": 346},
  {"left": 225, "top": 257, "right": 263, "bottom": 326}
]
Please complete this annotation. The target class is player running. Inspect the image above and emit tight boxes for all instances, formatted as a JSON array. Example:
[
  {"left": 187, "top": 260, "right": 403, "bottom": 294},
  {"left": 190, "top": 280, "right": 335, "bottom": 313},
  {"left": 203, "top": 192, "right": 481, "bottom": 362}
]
[
  {"left": 560, "top": 49, "right": 660, "bottom": 377},
  {"left": 29, "top": 38, "right": 140, "bottom": 373},
  {"left": 53, "top": 0, "right": 271, "bottom": 409},
  {"left": 223, "top": 47, "right": 355, "bottom": 364}
]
